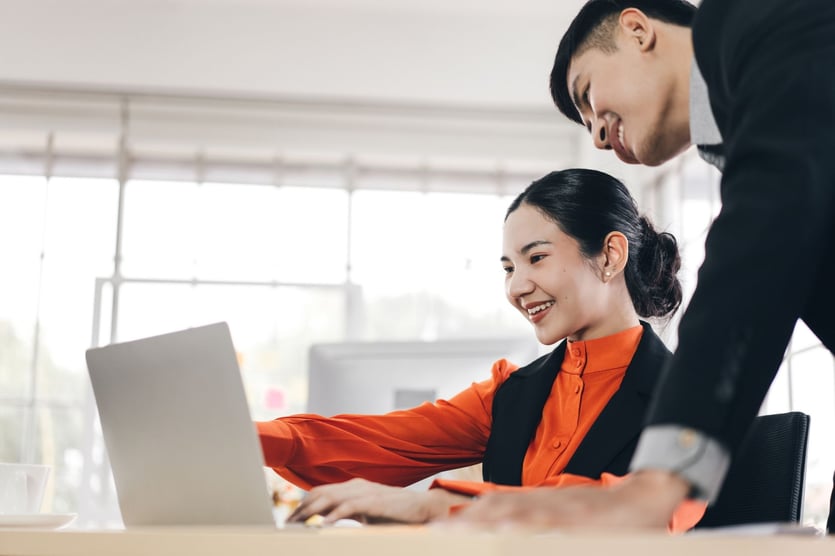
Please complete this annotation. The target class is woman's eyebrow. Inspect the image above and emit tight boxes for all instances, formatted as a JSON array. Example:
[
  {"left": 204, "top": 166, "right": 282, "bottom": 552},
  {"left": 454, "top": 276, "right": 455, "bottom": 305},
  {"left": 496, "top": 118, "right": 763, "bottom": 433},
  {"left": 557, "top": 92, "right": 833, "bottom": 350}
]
[
  {"left": 501, "top": 240, "right": 552, "bottom": 262},
  {"left": 520, "top": 240, "right": 552, "bottom": 255}
]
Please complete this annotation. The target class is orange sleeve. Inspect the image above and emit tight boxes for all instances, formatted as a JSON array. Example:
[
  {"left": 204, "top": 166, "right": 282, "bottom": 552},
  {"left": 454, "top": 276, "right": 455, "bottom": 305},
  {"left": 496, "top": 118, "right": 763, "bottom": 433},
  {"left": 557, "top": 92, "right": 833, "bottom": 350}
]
[
  {"left": 431, "top": 472, "right": 707, "bottom": 533},
  {"left": 257, "top": 359, "right": 518, "bottom": 490}
]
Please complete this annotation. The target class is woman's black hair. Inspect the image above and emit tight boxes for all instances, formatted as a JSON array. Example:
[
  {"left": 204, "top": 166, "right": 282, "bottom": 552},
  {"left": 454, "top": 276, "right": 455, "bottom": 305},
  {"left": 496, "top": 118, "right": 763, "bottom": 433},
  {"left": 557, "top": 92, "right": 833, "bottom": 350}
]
[{"left": 506, "top": 168, "right": 682, "bottom": 318}]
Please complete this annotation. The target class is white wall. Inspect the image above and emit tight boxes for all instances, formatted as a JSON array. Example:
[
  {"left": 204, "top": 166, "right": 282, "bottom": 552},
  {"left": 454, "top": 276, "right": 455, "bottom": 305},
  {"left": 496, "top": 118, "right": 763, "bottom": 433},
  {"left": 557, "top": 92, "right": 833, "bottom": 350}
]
[
  {"left": 0, "top": 0, "right": 668, "bottom": 193},
  {"left": 0, "top": 0, "right": 582, "bottom": 107}
]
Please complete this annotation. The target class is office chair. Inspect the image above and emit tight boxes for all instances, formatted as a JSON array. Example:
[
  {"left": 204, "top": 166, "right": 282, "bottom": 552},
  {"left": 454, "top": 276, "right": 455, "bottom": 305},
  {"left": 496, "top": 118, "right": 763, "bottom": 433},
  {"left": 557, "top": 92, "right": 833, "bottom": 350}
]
[{"left": 695, "top": 411, "right": 810, "bottom": 529}]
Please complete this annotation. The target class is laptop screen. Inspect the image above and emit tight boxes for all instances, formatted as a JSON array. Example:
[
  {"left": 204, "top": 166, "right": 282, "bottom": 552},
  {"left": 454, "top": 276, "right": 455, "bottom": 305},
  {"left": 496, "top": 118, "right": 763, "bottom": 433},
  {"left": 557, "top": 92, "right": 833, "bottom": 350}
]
[{"left": 86, "top": 322, "right": 275, "bottom": 527}]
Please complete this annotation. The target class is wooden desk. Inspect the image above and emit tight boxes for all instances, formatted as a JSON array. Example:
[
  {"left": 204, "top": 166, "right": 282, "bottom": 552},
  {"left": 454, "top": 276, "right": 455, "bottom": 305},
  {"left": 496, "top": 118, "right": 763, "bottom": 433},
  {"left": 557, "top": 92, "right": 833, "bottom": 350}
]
[{"left": 1, "top": 527, "right": 833, "bottom": 556}]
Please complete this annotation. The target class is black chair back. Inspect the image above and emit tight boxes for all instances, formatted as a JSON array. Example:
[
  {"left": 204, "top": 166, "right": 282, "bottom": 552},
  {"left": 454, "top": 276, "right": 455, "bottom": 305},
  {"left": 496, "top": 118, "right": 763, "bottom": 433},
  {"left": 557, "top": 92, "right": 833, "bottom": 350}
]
[{"left": 696, "top": 411, "right": 810, "bottom": 528}]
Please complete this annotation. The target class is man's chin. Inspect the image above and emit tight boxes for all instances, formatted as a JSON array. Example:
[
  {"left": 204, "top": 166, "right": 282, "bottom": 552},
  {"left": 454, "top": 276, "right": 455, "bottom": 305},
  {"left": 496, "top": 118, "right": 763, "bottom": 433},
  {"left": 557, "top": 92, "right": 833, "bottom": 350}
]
[
  {"left": 632, "top": 140, "right": 692, "bottom": 167},
  {"left": 636, "top": 156, "right": 666, "bottom": 167},
  {"left": 614, "top": 152, "right": 642, "bottom": 166},
  {"left": 619, "top": 148, "right": 675, "bottom": 168}
]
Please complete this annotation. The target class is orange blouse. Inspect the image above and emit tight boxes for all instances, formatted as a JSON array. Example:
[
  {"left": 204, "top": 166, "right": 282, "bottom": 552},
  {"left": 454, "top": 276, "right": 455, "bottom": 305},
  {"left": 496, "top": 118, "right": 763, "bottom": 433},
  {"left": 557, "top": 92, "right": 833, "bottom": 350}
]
[
  {"left": 256, "top": 325, "right": 705, "bottom": 531},
  {"left": 258, "top": 326, "right": 640, "bottom": 487}
]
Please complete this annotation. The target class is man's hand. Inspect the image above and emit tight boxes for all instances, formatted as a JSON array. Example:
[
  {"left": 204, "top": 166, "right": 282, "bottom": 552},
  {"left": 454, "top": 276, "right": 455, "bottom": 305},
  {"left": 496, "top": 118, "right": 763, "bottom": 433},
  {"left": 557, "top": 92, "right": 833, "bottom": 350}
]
[
  {"left": 446, "top": 470, "right": 691, "bottom": 530},
  {"left": 287, "top": 478, "right": 471, "bottom": 525}
]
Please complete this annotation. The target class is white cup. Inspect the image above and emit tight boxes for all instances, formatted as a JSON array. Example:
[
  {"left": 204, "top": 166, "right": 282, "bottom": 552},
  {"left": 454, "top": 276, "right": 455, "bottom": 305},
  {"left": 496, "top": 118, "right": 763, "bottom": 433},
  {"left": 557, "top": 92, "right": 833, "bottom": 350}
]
[{"left": 0, "top": 463, "right": 51, "bottom": 515}]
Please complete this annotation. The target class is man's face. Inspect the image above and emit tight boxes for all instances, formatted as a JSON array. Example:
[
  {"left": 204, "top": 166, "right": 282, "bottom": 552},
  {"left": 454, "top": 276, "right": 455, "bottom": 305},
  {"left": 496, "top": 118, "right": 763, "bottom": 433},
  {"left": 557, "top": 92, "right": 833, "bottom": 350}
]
[{"left": 566, "top": 32, "right": 690, "bottom": 167}]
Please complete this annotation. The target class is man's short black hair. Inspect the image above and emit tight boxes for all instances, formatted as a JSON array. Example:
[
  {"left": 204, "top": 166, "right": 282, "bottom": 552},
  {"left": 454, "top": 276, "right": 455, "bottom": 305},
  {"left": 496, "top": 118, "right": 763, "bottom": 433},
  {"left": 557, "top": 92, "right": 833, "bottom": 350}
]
[{"left": 550, "top": 0, "right": 697, "bottom": 125}]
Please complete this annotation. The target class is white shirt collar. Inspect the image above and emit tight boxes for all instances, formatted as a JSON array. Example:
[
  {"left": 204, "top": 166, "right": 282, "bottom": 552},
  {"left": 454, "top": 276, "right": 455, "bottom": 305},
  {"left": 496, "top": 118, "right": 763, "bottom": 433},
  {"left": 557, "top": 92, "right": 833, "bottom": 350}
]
[{"left": 689, "top": 59, "right": 723, "bottom": 146}]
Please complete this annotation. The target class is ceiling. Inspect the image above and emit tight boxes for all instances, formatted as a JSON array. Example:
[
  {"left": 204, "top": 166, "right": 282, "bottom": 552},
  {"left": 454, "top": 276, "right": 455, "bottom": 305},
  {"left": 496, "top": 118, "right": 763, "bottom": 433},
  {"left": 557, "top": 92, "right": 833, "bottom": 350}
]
[
  {"left": 0, "top": 0, "right": 590, "bottom": 109},
  {"left": 176, "top": 0, "right": 587, "bottom": 18},
  {"left": 0, "top": 0, "right": 667, "bottom": 188}
]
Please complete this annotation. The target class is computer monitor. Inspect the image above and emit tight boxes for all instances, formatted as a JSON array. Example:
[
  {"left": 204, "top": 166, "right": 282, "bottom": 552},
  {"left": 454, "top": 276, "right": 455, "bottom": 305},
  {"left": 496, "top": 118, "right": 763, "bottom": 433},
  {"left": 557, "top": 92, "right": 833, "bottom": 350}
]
[{"left": 306, "top": 337, "right": 541, "bottom": 416}]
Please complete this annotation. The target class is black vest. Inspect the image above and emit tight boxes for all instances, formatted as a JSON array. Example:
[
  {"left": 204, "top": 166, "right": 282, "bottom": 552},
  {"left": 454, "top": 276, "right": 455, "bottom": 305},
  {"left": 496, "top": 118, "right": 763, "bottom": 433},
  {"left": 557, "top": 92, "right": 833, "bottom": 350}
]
[{"left": 482, "top": 322, "right": 671, "bottom": 485}]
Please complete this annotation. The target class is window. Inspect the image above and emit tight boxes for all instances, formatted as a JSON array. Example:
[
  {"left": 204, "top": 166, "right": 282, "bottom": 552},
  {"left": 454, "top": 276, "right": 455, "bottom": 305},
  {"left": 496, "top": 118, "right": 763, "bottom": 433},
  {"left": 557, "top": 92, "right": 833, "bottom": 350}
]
[
  {"left": 0, "top": 175, "right": 118, "bottom": 518},
  {"left": 121, "top": 181, "right": 350, "bottom": 283},
  {"left": 0, "top": 171, "right": 536, "bottom": 526},
  {"left": 0, "top": 88, "right": 555, "bottom": 527},
  {"left": 350, "top": 190, "right": 528, "bottom": 341}
]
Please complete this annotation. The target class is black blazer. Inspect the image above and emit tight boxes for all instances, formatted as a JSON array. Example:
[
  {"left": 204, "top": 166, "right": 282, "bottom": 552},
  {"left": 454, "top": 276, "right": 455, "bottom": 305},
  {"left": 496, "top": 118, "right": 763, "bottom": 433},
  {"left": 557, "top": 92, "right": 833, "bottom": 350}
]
[
  {"left": 482, "top": 322, "right": 671, "bottom": 485},
  {"left": 645, "top": 0, "right": 835, "bottom": 453}
]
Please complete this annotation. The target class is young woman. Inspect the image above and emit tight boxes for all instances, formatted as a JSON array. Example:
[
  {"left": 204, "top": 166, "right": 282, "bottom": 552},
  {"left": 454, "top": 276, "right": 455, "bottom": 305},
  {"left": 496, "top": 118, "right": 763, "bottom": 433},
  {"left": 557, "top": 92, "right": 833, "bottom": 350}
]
[{"left": 257, "top": 168, "right": 703, "bottom": 529}]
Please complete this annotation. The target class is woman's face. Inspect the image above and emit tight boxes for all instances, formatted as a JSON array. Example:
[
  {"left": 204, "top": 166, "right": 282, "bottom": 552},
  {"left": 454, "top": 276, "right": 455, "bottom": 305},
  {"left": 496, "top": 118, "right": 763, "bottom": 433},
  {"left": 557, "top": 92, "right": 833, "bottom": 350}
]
[{"left": 502, "top": 204, "right": 612, "bottom": 344}]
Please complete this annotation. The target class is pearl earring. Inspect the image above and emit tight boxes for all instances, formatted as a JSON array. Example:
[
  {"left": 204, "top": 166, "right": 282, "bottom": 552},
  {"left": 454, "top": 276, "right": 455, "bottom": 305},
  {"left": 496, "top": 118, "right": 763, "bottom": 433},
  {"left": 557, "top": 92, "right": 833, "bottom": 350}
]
[{"left": 605, "top": 271, "right": 612, "bottom": 277}]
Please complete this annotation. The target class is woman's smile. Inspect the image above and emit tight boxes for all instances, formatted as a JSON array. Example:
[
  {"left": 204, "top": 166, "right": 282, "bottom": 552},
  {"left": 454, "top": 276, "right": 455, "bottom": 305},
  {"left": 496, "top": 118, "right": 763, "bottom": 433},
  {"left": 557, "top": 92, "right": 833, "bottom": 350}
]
[{"left": 526, "top": 300, "right": 555, "bottom": 324}]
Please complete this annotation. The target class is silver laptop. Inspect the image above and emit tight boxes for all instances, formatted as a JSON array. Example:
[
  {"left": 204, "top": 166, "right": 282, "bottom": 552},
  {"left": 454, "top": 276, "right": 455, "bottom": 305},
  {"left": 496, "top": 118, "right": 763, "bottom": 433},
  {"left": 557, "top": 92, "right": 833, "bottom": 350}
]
[{"left": 86, "top": 322, "right": 276, "bottom": 527}]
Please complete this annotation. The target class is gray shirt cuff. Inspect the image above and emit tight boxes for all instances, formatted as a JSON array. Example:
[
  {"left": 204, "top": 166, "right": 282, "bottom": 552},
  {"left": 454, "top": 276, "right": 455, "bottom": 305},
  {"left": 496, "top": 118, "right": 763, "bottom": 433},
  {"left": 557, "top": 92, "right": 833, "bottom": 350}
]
[{"left": 629, "top": 425, "right": 731, "bottom": 503}]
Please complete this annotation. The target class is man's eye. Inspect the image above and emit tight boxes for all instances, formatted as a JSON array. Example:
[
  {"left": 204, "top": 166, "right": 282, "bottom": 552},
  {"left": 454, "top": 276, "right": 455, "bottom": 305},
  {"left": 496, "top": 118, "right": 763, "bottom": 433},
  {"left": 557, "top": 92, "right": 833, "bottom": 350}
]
[{"left": 582, "top": 87, "right": 592, "bottom": 131}]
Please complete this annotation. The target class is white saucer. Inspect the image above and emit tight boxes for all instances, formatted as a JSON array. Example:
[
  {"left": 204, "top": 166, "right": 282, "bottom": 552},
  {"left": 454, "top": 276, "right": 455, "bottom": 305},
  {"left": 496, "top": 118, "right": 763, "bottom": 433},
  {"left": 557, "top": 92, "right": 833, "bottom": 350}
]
[{"left": 0, "top": 513, "right": 77, "bottom": 529}]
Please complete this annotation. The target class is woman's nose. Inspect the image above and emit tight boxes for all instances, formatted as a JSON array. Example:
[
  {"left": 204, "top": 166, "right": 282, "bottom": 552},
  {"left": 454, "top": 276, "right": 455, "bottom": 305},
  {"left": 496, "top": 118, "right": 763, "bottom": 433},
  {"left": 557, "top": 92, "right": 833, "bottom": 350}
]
[{"left": 507, "top": 270, "right": 534, "bottom": 299}]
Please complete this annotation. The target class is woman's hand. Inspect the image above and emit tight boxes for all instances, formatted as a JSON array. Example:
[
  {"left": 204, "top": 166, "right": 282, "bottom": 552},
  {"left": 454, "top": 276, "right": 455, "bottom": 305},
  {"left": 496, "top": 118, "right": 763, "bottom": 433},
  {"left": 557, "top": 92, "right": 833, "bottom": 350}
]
[{"left": 287, "top": 478, "right": 470, "bottom": 525}]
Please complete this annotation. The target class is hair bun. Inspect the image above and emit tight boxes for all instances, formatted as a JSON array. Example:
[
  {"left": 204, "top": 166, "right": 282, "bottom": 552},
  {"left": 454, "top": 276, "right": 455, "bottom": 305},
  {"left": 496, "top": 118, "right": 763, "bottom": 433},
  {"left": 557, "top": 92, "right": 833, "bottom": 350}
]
[
  {"left": 633, "top": 216, "right": 682, "bottom": 318},
  {"left": 639, "top": 216, "right": 658, "bottom": 248}
]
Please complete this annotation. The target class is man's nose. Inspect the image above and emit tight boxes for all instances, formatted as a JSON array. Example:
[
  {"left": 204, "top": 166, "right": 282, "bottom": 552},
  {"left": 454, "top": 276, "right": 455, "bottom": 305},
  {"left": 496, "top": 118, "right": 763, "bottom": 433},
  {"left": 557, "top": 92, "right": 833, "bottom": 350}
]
[{"left": 591, "top": 118, "right": 612, "bottom": 150}]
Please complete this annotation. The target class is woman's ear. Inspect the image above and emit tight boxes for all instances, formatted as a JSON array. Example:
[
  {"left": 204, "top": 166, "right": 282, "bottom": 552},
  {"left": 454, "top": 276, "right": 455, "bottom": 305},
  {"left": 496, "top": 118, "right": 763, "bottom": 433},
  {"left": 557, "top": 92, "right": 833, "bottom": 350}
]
[{"left": 601, "top": 231, "right": 629, "bottom": 282}]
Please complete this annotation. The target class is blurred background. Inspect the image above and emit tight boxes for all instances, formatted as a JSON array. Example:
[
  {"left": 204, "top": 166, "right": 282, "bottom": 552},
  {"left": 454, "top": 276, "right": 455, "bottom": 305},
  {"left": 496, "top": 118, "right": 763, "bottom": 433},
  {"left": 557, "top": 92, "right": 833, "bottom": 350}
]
[{"left": 0, "top": 0, "right": 831, "bottom": 529}]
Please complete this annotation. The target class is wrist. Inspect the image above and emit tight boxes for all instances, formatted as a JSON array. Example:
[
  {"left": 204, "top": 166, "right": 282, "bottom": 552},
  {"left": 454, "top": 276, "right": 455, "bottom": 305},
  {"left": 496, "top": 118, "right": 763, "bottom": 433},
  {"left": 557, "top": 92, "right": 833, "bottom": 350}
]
[
  {"left": 426, "top": 489, "right": 473, "bottom": 520},
  {"left": 626, "top": 469, "right": 690, "bottom": 503},
  {"left": 630, "top": 426, "right": 731, "bottom": 502}
]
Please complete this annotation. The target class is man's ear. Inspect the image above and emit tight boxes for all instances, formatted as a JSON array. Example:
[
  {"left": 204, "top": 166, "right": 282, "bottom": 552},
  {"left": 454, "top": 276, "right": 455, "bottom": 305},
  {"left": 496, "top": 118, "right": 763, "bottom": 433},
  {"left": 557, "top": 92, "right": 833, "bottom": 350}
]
[
  {"left": 601, "top": 231, "right": 629, "bottom": 282},
  {"left": 619, "top": 8, "right": 656, "bottom": 52}
]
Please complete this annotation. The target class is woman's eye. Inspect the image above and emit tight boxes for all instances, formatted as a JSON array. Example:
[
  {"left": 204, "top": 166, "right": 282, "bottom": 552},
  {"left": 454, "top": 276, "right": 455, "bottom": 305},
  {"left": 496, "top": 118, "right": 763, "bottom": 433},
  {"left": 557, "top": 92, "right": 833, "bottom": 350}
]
[
  {"left": 530, "top": 254, "right": 546, "bottom": 264},
  {"left": 502, "top": 266, "right": 514, "bottom": 275}
]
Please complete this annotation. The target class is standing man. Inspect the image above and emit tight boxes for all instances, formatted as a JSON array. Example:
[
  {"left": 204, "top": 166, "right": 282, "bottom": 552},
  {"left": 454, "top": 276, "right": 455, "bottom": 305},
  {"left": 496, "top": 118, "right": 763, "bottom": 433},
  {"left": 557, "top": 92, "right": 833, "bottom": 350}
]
[{"left": 453, "top": 0, "right": 835, "bottom": 529}]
